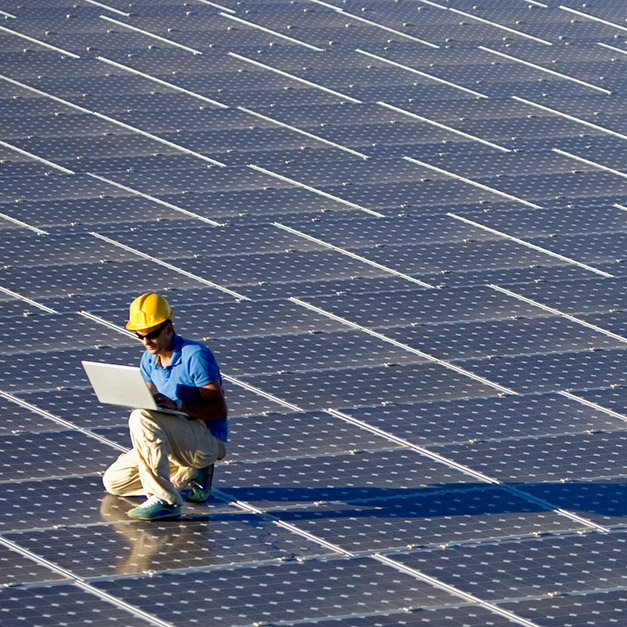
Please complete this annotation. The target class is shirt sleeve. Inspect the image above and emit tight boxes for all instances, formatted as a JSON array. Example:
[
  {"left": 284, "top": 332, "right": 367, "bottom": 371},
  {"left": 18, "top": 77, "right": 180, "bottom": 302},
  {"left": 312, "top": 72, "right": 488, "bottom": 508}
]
[
  {"left": 188, "top": 347, "right": 221, "bottom": 388},
  {"left": 139, "top": 352, "right": 152, "bottom": 383}
]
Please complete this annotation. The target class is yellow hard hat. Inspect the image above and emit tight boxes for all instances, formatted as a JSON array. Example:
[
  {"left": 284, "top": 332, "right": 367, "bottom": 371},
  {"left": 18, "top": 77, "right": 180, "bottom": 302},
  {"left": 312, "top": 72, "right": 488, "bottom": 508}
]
[{"left": 126, "top": 292, "right": 173, "bottom": 331}]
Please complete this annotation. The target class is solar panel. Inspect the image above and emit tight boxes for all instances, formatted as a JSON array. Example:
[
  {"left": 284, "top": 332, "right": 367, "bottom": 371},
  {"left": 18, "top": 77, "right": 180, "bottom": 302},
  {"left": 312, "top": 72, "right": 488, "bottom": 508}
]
[{"left": 2, "top": 0, "right": 627, "bottom": 625}]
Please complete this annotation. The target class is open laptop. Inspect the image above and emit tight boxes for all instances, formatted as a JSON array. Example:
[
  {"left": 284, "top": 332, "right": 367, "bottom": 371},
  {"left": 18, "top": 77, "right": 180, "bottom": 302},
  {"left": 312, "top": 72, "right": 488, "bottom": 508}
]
[{"left": 82, "top": 361, "right": 187, "bottom": 417}]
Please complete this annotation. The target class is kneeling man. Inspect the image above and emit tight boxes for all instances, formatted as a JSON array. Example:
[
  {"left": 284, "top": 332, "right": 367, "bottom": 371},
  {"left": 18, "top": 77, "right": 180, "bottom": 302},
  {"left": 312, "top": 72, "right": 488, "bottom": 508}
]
[{"left": 103, "top": 292, "right": 227, "bottom": 520}]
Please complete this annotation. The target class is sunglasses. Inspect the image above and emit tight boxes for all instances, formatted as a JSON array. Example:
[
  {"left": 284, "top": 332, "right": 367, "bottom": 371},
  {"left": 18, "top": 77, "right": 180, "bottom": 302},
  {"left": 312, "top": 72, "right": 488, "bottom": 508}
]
[{"left": 135, "top": 321, "right": 169, "bottom": 341}]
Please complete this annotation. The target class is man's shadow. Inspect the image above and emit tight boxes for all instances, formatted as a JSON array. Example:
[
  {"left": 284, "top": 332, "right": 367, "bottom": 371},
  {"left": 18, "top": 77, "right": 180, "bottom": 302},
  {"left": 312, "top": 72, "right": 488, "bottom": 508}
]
[
  {"left": 212, "top": 481, "right": 627, "bottom": 521},
  {"left": 100, "top": 481, "right": 626, "bottom": 573}
]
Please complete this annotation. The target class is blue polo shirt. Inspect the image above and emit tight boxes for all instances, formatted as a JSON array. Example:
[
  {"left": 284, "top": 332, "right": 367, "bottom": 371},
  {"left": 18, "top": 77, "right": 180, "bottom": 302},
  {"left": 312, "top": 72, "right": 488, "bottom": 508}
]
[{"left": 140, "top": 333, "right": 228, "bottom": 442}]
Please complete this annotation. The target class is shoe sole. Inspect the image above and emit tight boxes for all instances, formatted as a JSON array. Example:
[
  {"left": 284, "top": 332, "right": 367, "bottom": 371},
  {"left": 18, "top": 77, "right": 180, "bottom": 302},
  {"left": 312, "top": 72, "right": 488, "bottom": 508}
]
[{"left": 127, "top": 509, "right": 181, "bottom": 520}]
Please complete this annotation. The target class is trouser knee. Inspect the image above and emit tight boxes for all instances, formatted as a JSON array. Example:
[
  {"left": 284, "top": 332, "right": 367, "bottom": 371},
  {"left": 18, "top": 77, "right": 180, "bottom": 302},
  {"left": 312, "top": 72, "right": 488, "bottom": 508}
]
[
  {"left": 102, "top": 465, "right": 124, "bottom": 495},
  {"left": 102, "top": 450, "right": 141, "bottom": 496}
]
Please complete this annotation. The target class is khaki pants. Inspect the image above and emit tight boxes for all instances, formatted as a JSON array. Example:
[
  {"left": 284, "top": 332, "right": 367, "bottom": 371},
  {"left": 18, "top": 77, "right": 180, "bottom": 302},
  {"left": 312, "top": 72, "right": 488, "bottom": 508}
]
[{"left": 103, "top": 409, "right": 226, "bottom": 506}]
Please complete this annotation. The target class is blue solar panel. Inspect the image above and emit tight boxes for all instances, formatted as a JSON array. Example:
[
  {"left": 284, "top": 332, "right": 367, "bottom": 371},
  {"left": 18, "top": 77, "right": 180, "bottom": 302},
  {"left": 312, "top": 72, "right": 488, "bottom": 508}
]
[{"left": 2, "top": 0, "right": 627, "bottom": 625}]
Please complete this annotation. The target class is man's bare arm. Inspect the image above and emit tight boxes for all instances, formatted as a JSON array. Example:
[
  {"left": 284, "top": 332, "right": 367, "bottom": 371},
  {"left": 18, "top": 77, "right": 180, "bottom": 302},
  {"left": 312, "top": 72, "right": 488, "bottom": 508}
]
[{"left": 153, "top": 382, "right": 227, "bottom": 422}]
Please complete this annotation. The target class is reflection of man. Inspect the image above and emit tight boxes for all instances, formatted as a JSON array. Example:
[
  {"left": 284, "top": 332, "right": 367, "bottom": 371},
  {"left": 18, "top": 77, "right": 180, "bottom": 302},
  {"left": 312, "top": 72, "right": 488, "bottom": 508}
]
[
  {"left": 100, "top": 495, "right": 216, "bottom": 574},
  {"left": 103, "top": 292, "right": 227, "bottom": 520}
]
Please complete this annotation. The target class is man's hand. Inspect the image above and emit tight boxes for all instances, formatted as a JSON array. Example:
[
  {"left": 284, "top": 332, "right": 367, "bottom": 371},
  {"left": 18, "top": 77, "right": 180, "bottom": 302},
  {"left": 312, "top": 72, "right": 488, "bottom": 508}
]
[
  {"left": 153, "top": 393, "right": 178, "bottom": 411},
  {"left": 149, "top": 382, "right": 227, "bottom": 421}
]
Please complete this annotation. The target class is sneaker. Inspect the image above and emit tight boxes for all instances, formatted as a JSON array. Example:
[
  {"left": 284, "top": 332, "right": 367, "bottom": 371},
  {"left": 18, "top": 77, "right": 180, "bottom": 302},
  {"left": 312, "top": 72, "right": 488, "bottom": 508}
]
[
  {"left": 186, "top": 464, "right": 214, "bottom": 503},
  {"left": 127, "top": 495, "right": 181, "bottom": 520}
]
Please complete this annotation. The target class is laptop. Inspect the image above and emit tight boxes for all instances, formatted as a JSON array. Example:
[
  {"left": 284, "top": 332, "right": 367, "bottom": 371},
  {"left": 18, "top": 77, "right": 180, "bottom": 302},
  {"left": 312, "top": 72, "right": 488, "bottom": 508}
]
[{"left": 81, "top": 361, "right": 187, "bottom": 417}]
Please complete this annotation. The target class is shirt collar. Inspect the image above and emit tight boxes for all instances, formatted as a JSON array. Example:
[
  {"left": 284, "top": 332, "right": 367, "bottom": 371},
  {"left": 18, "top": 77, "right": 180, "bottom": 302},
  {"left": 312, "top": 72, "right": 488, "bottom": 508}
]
[{"left": 153, "top": 333, "right": 183, "bottom": 370}]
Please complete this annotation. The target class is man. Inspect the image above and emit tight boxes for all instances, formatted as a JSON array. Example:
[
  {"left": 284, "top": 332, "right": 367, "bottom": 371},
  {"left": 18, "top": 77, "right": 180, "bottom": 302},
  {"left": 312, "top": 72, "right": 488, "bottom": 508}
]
[{"left": 103, "top": 292, "right": 227, "bottom": 520}]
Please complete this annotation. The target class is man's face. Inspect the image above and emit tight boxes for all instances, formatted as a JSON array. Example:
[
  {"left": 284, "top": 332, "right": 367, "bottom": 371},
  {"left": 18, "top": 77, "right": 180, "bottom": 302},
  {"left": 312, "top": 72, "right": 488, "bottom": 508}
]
[{"left": 135, "top": 320, "right": 173, "bottom": 354}]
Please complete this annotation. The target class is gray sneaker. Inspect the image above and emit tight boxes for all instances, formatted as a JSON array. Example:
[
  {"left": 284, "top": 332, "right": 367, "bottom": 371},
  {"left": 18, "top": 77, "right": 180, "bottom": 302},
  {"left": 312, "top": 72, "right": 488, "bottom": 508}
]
[{"left": 186, "top": 464, "right": 214, "bottom": 503}]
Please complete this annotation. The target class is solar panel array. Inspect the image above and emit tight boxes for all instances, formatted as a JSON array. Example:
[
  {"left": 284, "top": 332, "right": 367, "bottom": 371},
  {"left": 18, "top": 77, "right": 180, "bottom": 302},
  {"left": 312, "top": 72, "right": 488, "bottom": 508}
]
[{"left": 1, "top": 0, "right": 627, "bottom": 625}]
